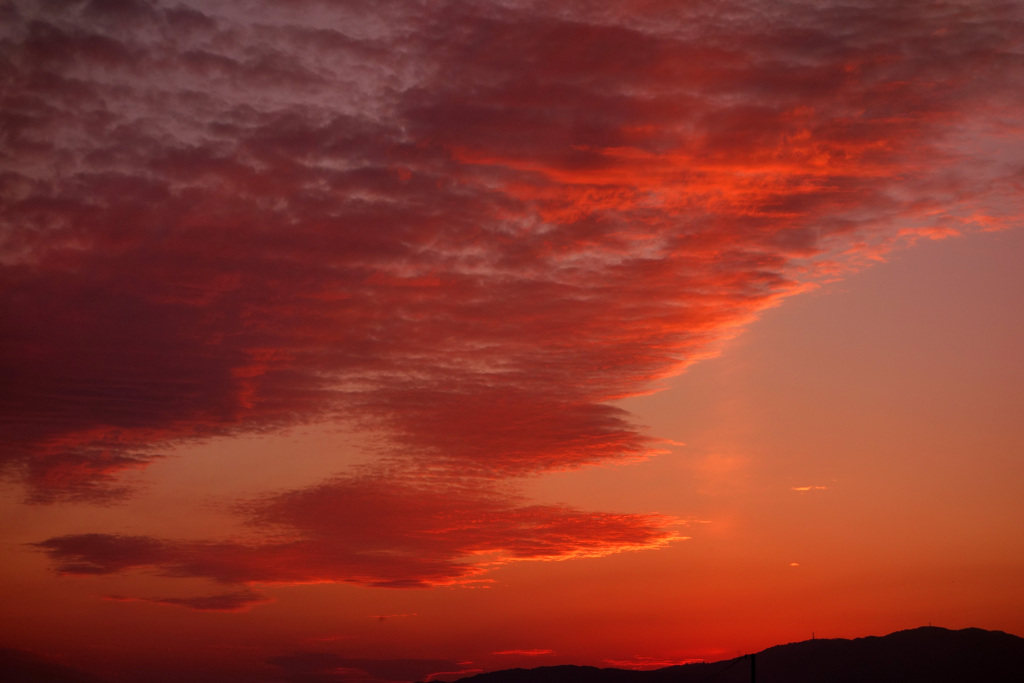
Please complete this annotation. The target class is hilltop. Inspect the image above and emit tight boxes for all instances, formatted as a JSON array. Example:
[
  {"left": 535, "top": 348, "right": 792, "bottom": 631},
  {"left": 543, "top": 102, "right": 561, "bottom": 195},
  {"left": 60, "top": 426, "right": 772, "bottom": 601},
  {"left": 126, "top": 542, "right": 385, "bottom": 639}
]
[{"left": 445, "top": 626, "right": 1022, "bottom": 683}]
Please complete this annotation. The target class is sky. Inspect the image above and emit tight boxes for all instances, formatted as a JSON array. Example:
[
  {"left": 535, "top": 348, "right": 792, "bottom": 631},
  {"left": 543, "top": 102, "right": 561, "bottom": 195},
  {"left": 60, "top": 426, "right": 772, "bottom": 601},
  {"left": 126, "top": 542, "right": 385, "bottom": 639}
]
[{"left": 1, "top": 0, "right": 1023, "bottom": 681}]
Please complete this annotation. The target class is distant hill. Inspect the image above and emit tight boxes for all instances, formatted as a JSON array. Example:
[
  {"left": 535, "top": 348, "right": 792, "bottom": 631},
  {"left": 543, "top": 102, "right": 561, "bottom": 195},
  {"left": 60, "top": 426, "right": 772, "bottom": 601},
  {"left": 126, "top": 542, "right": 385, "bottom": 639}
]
[
  {"left": 445, "top": 627, "right": 1022, "bottom": 683},
  {"left": 0, "top": 648, "right": 108, "bottom": 683},
  {"left": 4, "top": 626, "right": 1020, "bottom": 682}
]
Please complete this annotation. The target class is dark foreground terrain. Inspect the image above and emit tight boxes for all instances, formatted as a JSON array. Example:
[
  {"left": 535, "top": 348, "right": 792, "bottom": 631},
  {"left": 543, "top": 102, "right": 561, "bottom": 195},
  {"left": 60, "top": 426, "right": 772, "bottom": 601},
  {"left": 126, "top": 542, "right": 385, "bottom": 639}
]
[
  {"left": 3, "top": 626, "right": 1020, "bottom": 682},
  {"left": 445, "top": 627, "right": 1022, "bottom": 683}
]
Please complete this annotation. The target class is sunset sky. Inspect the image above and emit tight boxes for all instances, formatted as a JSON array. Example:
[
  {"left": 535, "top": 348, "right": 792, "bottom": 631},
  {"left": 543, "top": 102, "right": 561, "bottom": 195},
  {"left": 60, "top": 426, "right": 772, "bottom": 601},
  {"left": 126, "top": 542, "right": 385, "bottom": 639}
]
[{"left": 2, "top": 1, "right": 1023, "bottom": 681}]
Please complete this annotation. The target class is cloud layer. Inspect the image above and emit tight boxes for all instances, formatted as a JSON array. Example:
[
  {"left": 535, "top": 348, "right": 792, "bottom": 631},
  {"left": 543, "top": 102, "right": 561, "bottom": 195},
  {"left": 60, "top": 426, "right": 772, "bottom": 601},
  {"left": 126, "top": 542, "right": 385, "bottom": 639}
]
[
  {"left": 266, "top": 652, "right": 467, "bottom": 683},
  {"left": 34, "top": 472, "right": 680, "bottom": 588},
  {"left": 4, "top": 0, "right": 1023, "bottom": 595}
]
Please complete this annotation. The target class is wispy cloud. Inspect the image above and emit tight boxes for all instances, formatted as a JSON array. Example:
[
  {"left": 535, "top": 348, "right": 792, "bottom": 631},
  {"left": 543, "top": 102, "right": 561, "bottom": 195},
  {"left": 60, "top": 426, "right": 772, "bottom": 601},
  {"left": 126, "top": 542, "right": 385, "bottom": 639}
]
[
  {"left": 102, "top": 588, "right": 271, "bottom": 612},
  {"left": 603, "top": 655, "right": 705, "bottom": 669},
  {"left": 266, "top": 652, "right": 463, "bottom": 683}
]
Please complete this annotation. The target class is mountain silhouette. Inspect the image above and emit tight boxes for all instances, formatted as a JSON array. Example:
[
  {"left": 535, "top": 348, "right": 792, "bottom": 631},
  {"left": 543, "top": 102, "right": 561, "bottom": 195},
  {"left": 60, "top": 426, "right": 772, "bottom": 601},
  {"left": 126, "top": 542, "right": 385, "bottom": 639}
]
[
  {"left": 3, "top": 627, "right": 1020, "bottom": 682},
  {"left": 445, "top": 627, "right": 1021, "bottom": 683},
  {"left": 0, "top": 648, "right": 108, "bottom": 683}
]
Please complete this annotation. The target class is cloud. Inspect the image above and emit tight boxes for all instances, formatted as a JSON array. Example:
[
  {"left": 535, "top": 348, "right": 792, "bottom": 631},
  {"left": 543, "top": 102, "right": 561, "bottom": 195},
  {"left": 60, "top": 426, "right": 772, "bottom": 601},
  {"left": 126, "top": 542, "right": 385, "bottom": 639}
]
[
  {"left": 791, "top": 486, "right": 829, "bottom": 492},
  {"left": 5, "top": 0, "right": 1024, "bottom": 610},
  {"left": 20, "top": 450, "right": 156, "bottom": 504},
  {"left": 3, "top": 0, "right": 1022, "bottom": 504},
  {"left": 33, "top": 472, "right": 680, "bottom": 590},
  {"left": 492, "top": 649, "right": 554, "bottom": 656},
  {"left": 102, "top": 588, "right": 271, "bottom": 612},
  {"left": 602, "top": 655, "right": 705, "bottom": 669},
  {"left": 265, "top": 653, "right": 465, "bottom": 683}
]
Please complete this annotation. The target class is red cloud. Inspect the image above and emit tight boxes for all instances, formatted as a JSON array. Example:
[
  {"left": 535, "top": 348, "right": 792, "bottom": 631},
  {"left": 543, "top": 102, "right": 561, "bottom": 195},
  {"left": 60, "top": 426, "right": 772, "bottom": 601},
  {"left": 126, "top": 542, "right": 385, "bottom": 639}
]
[
  {"left": 103, "top": 588, "right": 270, "bottom": 612},
  {"left": 21, "top": 450, "right": 154, "bottom": 504},
  {"left": 33, "top": 472, "right": 680, "bottom": 590},
  {"left": 4, "top": 0, "right": 1022, "bottom": 504}
]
